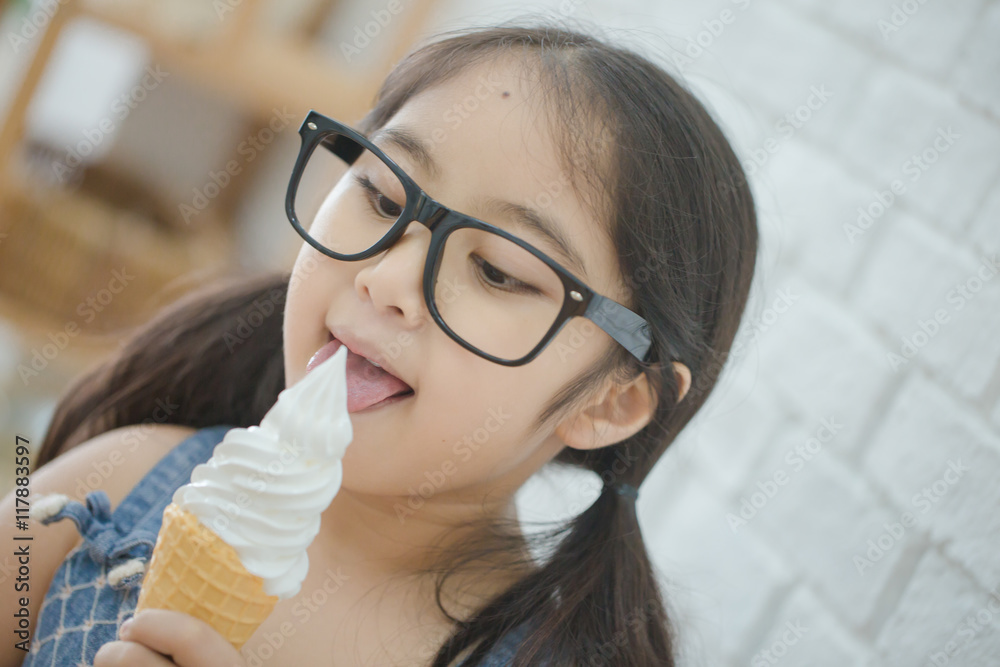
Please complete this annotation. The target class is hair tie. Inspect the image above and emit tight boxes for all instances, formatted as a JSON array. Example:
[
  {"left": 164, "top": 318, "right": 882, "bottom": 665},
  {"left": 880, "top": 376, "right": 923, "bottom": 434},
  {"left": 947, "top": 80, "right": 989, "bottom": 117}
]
[{"left": 604, "top": 481, "right": 639, "bottom": 502}]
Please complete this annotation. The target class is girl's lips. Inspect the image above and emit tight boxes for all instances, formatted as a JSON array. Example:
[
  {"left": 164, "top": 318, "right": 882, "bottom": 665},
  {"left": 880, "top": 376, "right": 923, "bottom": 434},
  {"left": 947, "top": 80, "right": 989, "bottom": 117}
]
[{"left": 351, "top": 390, "right": 414, "bottom": 414}]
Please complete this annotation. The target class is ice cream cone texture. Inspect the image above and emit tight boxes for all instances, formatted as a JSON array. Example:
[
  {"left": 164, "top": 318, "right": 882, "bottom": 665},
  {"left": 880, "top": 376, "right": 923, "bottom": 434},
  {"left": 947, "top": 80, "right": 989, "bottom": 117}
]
[{"left": 135, "top": 345, "right": 353, "bottom": 649}]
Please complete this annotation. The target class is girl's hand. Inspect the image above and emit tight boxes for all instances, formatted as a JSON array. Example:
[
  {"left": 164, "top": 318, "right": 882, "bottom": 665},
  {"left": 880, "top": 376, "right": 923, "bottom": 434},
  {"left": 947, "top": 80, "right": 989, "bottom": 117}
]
[{"left": 94, "top": 609, "right": 248, "bottom": 667}]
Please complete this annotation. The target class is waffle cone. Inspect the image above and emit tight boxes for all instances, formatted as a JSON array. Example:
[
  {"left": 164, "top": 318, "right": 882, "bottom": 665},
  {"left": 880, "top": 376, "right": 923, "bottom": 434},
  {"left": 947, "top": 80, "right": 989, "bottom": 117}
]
[{"left": 135, "top": 502, "right": 279, "bottom": 650}]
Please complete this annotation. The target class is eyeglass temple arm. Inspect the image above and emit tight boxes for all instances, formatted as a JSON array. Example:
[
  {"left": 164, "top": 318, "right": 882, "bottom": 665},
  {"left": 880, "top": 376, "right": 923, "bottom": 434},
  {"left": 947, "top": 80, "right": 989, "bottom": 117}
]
[
  {"left": 320, "top": 134, "right": 364, "bottom": 163},
  {"left": 583, "top": 294, "right": 654, "bottom": 362}
]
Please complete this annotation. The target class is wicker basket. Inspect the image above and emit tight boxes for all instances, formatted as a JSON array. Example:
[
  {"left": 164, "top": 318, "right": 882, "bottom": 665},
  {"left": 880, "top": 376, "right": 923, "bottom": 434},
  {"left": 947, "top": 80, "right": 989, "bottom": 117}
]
[{"left": 0, "top": 185, "right": 232, "bottom": 334}]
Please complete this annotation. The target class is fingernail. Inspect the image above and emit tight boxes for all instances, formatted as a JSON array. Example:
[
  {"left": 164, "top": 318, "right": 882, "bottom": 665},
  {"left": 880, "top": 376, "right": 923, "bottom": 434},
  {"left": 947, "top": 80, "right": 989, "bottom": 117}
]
[{"left": 119, "top": 617, "right": 134, "bottom": 639}]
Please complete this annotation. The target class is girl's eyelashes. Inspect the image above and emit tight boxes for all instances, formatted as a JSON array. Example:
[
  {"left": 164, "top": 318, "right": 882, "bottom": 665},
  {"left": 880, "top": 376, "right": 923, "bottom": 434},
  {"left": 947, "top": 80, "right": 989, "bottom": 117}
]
[
  {"left": 471, "top": 254, "right": 539, "bottom": 295},
  {"left": 354, "top": 174, "right": 403, "bottom": 218}
]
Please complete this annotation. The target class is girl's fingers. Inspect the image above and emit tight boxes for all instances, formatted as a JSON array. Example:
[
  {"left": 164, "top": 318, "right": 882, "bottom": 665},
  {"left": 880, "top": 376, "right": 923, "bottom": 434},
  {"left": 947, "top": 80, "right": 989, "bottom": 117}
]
[
  {"left": 94, "top": 639, "right": 176, "bottom": 666},
  {"left": 112, "top": 608, "right": 247, "bottom": 667}
]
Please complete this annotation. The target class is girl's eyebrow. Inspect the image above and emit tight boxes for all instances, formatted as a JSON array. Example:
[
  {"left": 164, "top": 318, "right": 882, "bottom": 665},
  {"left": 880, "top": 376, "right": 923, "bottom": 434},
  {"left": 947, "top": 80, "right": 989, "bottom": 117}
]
[
  {"left": 472, "top": 196, "right": 588, "bottom": 279},
  {"left": 369, "top": 126, "right": 441, "bottom": 181},
  {"left": 370, "top": 124, "right": 588, "bottom": 278}
]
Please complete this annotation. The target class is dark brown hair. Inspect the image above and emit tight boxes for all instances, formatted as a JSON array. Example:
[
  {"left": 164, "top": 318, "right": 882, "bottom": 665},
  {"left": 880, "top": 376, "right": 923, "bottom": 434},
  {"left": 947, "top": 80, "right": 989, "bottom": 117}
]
[{"left": 37, "top": 16, "right": 757, "bottom": 667}]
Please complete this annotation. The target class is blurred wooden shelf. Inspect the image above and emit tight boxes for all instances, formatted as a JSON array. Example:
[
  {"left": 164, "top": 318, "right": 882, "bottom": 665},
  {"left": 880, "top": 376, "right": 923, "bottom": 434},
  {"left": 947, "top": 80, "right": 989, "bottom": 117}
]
[
  {"left": 0, "top": 0, "right": 444, "bottom": 384},
  {"left": 76, "top": 1, "right": 382, "bottom": 123},
  {"left": 59, "top": 0, "right": 442, "bottom": 123}
]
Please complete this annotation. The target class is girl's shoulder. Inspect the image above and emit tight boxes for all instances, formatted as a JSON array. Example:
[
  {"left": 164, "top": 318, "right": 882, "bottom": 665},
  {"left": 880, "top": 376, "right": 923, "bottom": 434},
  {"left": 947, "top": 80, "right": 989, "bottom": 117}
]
[
  {"left": 88, "top": 423, "right": 207, "bottom": 508},
  {"left": 58, "top": 423, "right": 234, "bottom": 547},
  {"left": 110, "top": 423, "right": 237, "bottom": 527},
  {"left": 32, "top": 422, "right": 237, "bottom": 568}
]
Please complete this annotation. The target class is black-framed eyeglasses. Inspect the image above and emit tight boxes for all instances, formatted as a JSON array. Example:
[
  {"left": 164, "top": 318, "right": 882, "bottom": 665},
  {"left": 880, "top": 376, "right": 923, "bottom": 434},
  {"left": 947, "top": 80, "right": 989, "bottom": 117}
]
[{"left": 285, "top": 109, "right": 655, "bottom": 367}]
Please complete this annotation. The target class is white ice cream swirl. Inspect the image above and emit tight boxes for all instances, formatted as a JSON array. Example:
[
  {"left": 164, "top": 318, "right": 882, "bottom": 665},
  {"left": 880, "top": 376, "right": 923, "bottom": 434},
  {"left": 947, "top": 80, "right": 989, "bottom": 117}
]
[{"left": 171, "top": 344, "right": 353, "bottom": 599}]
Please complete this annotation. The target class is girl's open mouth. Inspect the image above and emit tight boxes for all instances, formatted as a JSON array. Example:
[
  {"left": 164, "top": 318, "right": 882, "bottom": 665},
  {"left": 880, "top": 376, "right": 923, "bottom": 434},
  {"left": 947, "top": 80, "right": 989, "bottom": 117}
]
[{"left": 307, "top": 334, "right": 414, "bottom": 413}]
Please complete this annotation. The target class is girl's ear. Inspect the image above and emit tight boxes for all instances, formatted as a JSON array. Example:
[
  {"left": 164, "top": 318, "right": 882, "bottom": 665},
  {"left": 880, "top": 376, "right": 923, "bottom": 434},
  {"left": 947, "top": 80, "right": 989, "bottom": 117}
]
[
  {"left": 553, "top": 372, "right": 650, "bottom": 452},
  {"left": 672, "top": 361, "right": 692, "bottom": 403},
  {"left": 555, "top": 362, "right": 692, "bottom": 452}
]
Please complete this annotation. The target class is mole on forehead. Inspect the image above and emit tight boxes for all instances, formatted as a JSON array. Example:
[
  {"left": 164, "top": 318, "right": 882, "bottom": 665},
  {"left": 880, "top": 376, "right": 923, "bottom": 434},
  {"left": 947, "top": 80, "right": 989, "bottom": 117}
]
[{"left": 502, "top": 91, "right": 510, "bottom": 98}]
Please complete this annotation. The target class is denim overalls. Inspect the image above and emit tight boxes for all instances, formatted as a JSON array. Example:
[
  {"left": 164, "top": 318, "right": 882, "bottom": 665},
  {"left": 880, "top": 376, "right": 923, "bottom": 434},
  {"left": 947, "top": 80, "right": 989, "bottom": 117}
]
[{"left": 23, "top": 424, "right": 530, "bottom": 666}]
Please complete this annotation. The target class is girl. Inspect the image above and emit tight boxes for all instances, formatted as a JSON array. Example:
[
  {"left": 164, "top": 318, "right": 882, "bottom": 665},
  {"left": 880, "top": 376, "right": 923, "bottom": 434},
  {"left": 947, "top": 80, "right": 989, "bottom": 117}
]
[{"left": 6, "top": 16, "right": 757, "bottom": 667}]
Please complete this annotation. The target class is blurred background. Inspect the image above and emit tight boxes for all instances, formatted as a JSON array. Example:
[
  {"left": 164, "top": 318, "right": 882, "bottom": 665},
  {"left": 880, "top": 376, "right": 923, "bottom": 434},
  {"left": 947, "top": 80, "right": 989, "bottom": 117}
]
[{"left": 1, "top": 0, "right": 998, "bottom": 664}]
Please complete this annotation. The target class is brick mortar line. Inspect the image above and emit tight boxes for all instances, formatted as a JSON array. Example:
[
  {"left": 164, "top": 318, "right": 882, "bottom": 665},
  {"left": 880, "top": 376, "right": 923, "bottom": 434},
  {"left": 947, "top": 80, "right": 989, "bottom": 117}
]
[
  {"left": 932, "top": 541, "right": 1000, "bottom": 600},
  {"left": 703, "top": 73, "right": 990, "bottom": 267},
  {"left": 771, "top": 0, "right": 1000, "bottom": 126}
]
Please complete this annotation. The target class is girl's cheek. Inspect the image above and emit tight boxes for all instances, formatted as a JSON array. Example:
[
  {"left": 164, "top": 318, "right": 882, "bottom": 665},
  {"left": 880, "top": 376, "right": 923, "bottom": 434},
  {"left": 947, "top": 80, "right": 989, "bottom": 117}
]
[{"left": 288, "top": 248, "right": 323, "bottom": 300}]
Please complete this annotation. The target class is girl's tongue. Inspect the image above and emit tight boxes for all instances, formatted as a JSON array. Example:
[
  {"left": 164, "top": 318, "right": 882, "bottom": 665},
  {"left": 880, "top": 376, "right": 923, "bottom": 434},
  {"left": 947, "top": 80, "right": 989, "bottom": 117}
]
[
  {"left": 344, "top": 346, "right": 411, "bottom": 412},
  {"left": 308, "top": 338, "right": 411, "bottom": 412}
]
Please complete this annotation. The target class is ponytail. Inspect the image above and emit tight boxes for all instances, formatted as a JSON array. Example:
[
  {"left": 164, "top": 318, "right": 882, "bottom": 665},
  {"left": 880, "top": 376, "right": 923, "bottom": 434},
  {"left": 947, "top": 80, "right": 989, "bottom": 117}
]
[
  {"left": 427, "top": 472, "right": 678, "bottom": 667},
  {"left": 546, "top": 484, "right": 678, "bottom": 666}
]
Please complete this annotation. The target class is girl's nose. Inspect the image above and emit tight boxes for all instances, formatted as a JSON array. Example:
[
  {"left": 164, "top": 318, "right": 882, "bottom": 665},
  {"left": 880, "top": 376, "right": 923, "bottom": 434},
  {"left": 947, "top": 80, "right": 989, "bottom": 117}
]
[{"left": 353, "top": 221, "right": 429, "bottom": 328}]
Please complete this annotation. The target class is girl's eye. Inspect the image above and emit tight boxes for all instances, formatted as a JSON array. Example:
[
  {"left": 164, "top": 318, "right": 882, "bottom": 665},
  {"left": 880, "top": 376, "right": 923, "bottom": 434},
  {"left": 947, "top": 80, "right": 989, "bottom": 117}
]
[
  {"left": 472, "top": 254, "right": 540, "bottom": 295},
  {"left": 373, "top": 193, "right": 402, "bottom": 219},
  {"left": 355, "top": 174, "right": 403, "bottom": 219}
]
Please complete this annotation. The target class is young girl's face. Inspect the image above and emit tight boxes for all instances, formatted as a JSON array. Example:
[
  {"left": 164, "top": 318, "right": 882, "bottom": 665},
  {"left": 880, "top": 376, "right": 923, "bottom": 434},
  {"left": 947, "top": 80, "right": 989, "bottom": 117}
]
[{"left": 283, "top": 56, "right": 649, "bottom": 505}]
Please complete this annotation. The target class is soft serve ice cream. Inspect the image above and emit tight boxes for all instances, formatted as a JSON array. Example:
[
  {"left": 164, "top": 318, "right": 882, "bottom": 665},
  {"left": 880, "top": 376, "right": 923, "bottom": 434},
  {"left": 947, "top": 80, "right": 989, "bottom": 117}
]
[{"left": 170, "top": 344, "right": 352, "bottom": 599}]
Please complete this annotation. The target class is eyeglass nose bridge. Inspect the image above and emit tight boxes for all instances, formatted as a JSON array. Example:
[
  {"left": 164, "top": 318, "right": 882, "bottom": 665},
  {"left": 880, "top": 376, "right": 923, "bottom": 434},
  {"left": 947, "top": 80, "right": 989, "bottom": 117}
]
[
  {"left": 372, "top": 193, "right": 463, "bottom": 264},
  {"left": 410, "top": 192, "right": 452, "bottom": 230}
]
